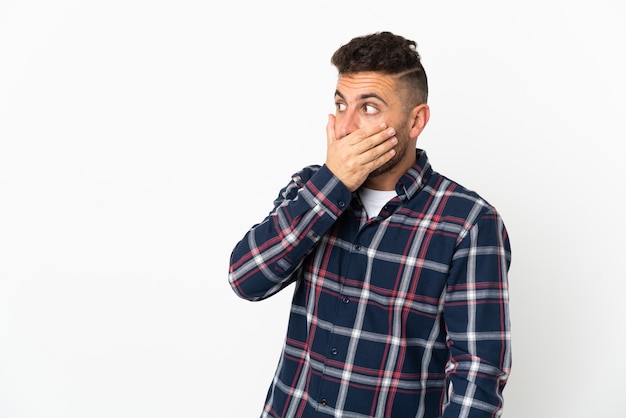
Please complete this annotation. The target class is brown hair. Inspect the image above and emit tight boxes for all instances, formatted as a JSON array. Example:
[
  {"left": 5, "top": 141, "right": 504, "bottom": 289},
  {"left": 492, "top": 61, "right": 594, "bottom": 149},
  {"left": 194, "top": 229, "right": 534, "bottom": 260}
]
[{"left": 331, "top": 31, "right": 428, "bottom": 105}]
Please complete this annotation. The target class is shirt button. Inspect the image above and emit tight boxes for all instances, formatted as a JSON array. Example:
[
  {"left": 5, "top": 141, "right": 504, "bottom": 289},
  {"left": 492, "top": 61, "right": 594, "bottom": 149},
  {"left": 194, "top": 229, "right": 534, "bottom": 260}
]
[
  {"left": 331, "top": 348, "right": 338, "bottom": 355},
  {"left": 355, "top": 244, "right": 361, "bottom": 251},
  {"left": 338, "top": 200, "right": 345, "bottom": 208},
  {"left": 321, "top": 398, "right": 328, "bottom": 406},
  {"left": 342, "top": 297, "right": 350, "bottom": 304}
]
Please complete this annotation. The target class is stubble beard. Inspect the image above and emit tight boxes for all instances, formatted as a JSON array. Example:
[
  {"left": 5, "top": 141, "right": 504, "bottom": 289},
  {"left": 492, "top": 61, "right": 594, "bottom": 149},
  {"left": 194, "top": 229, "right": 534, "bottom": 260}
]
[{"left": 367, "top": 127, "right": 410, "bottom": 179}]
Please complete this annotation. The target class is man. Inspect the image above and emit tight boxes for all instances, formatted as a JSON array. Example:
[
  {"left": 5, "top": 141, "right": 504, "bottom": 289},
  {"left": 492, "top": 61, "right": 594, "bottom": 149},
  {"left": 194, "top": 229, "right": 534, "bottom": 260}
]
[{"left": 229, "top": 31, "right": 511, "bottom": 418}]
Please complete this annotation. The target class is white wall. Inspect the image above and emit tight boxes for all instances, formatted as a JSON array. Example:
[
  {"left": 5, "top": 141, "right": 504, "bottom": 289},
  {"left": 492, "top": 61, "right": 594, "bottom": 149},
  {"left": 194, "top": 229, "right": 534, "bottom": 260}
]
[{"left": 1, "top": 1, "right": 624, "bottom": 417}]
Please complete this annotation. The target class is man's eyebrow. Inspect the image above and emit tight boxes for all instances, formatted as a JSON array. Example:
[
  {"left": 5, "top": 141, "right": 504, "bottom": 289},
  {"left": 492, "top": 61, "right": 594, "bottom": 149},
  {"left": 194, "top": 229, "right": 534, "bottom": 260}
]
[{"left": 334, "top": 90, "right": 388, "bottom": 105}]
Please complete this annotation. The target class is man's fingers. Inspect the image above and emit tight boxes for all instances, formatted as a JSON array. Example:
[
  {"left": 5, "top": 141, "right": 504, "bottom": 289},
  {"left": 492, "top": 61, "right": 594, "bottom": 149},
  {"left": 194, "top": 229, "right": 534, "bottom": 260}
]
[
  {"left": 325, "top": 119, "right": 398, "bottom": 191},
  {"left": 344, "top": 123, "right": 388, "bottom": 145},
  {"left": 363, "top": 135, "right": 398, "bottom": 164},
  {"left": 352, "top": 126, "right": 396, "bottom": 156},
  {"left": 326, "top": 114, "right": 337, "bottom": 146}
]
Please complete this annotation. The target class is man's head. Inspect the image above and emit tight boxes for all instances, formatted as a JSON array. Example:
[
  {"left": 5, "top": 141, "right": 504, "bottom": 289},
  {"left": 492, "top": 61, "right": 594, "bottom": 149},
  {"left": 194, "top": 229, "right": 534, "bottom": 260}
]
[{"left": 330, "top": 32, "right": 430, "bottom": 185}]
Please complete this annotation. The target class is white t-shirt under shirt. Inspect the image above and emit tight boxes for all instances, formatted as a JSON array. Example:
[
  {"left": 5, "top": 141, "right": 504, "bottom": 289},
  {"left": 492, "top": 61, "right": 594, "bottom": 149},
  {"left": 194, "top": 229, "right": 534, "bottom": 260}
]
[{"left": 358, "top": 187, "right": 397, "bottom": 219}]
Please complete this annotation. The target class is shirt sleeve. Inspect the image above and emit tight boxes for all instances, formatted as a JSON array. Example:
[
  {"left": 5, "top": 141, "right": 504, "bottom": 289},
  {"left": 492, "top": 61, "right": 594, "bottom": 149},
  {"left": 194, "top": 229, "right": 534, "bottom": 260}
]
[
  {"left": 442, "top": 207, "right": 512, "bottom": 418},
  {"left": 228, "top": 165, "right": 353, "bottom": 301}
]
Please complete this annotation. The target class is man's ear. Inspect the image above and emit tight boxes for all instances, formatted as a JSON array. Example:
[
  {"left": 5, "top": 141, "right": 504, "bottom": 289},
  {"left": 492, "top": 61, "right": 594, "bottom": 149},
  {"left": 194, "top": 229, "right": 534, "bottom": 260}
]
[{"left": 409, "top": 103, "right": 430, "bottom": 139}]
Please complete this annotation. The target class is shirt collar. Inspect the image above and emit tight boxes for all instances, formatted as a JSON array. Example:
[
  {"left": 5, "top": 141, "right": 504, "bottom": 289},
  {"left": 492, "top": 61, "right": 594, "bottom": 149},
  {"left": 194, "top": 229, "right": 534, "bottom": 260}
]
[{"left": 396, "top": 149, "right": 432, "bottom": 201}]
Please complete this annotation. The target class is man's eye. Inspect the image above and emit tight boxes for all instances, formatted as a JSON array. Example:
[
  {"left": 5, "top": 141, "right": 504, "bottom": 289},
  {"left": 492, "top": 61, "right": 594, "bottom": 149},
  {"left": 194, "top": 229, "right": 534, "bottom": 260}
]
[
  {"left": 364, "top": 104, "right": 378, "bottom": 114},
  {"left": 336, "top": 102, "right": 347, "bottom": 112}
]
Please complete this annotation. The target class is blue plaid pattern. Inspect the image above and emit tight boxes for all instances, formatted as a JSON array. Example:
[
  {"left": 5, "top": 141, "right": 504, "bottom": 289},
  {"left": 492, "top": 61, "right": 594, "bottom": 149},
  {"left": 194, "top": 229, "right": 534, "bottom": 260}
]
[{"left": 229, "top": 150, "right": 512, "bottom": 417}]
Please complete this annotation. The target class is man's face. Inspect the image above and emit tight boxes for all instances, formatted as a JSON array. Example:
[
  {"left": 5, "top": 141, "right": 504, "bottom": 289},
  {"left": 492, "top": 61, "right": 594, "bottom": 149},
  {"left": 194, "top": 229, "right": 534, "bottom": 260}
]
[{"left": 334, "top": 72, "right": 413, "bottom": 178}]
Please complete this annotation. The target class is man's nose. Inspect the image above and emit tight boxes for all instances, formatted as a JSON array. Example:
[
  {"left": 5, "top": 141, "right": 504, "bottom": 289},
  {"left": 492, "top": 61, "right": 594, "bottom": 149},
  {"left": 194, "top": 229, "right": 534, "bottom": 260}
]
[{"left": 338, "top": 110, "right": 359, "bottom": 138}]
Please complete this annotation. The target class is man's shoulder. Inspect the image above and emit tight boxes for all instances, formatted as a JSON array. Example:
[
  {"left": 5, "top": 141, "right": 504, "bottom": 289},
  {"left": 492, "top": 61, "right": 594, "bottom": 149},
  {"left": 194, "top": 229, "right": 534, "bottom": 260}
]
[{"left": 426, "top": 170, "right": 498, "bottom": 217}]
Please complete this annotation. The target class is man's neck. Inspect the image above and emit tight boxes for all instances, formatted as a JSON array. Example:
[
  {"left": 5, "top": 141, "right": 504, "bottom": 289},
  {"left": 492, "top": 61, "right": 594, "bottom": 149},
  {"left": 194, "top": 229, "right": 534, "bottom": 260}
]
[{"left": 363, "top": 176, "right": 400, "bottom": 191}]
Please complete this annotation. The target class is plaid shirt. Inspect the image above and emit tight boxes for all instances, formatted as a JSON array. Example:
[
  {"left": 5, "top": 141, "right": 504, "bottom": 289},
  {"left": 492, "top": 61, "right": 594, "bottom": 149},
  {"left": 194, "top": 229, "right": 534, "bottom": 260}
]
[{"left": 229, "top": 150, "right": 512, "bottom": 418}]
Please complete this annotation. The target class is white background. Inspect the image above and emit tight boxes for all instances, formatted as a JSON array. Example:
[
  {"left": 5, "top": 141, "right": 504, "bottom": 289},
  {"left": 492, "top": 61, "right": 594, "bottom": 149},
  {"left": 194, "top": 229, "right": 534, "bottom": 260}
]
[{"left": 1, "top": 1, "right": 624, "bottom": 417}]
